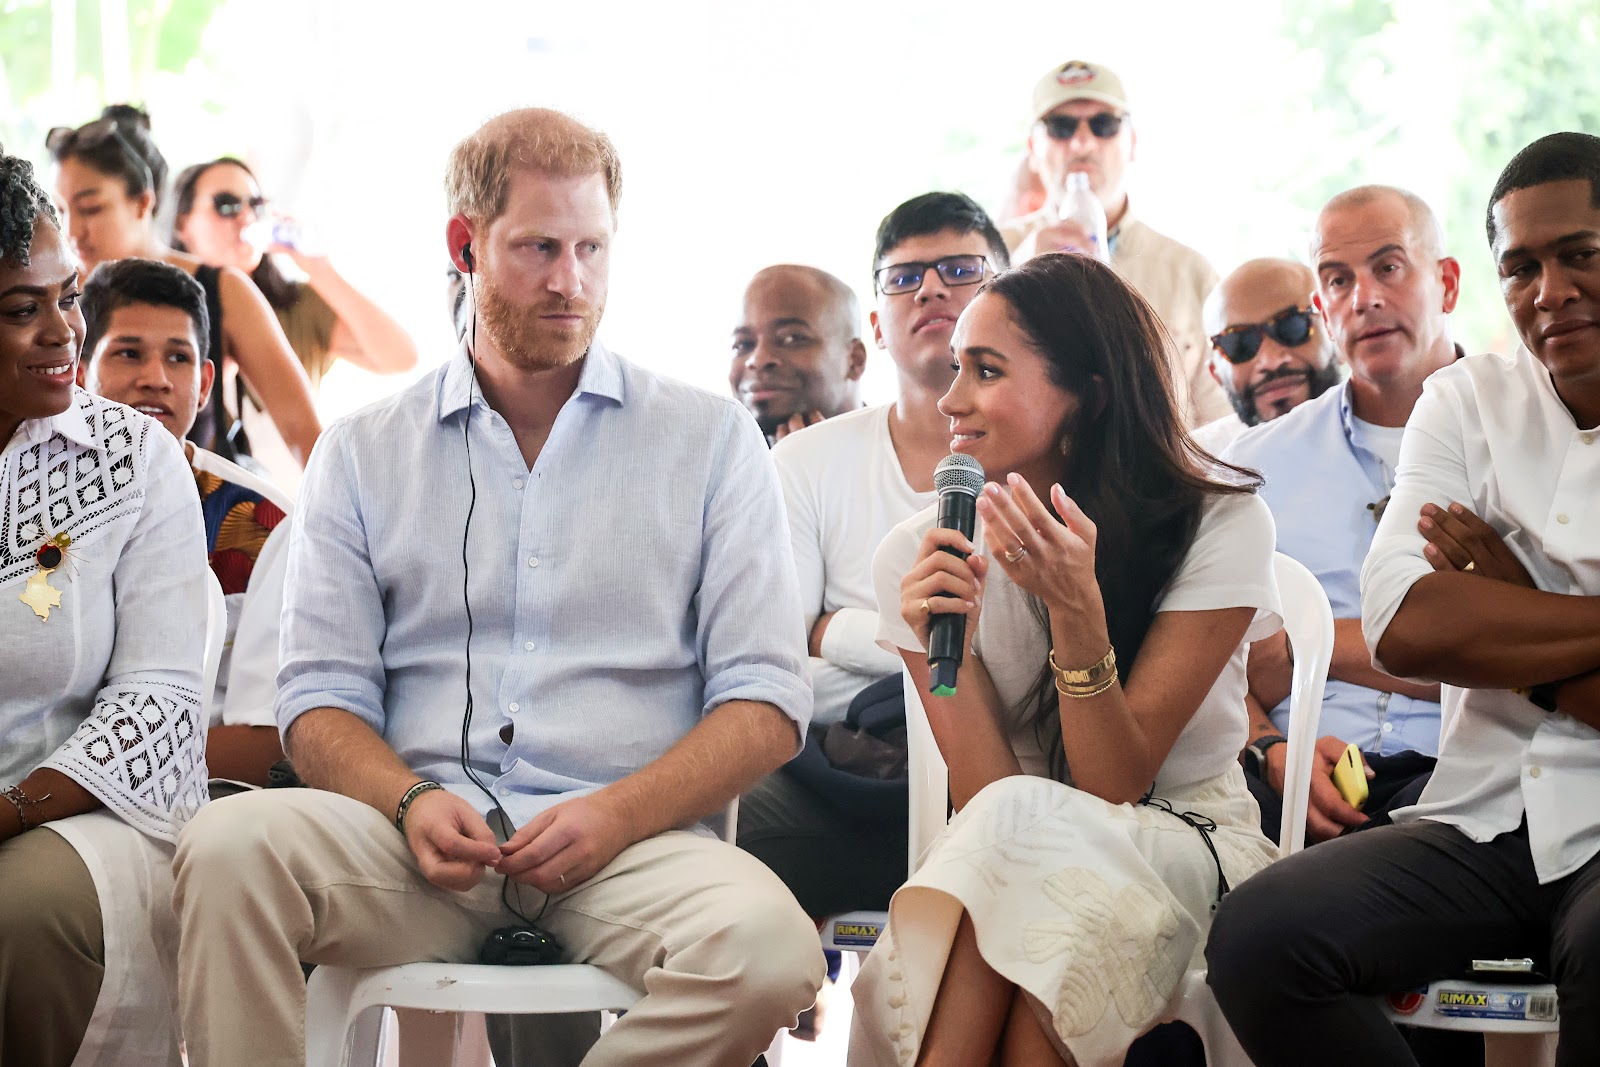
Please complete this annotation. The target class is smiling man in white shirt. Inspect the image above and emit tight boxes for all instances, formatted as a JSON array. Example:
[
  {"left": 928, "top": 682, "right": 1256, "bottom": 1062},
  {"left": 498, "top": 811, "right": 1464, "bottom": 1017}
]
[{"left": 1207, "top": 132, "right": 1600, "bottom": 1067}]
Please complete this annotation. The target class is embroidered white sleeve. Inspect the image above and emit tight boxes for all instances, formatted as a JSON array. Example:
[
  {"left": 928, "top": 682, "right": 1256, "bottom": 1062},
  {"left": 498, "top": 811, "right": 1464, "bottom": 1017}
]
[
  {"left": 16, "top": 396, "right": 212, "bottom": 842},
  {"left": 43, "top": 680, "right": 209, "bottom": 841}
]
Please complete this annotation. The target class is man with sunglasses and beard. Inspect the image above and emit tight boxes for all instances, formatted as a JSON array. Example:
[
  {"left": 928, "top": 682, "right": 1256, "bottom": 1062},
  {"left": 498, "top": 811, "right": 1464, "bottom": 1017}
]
[
  {"left": 1001, "top": 59, "right": 1230, "bottom": 428},
  {"left": 1223, "top": 186, "right": 1465, "bottom": 853},
  {"left": 1192, "top": 258, "right": 1345, "bottom": 454}
]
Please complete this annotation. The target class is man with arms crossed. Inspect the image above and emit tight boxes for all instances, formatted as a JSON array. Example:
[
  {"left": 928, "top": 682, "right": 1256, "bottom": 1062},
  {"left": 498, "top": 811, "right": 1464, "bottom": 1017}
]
[
  {"left": 172, "top": 108, "right": 822, "bottom": 1067},
  {"left": 1208, "top": 132, "right": 1600, "bottom": 1065},
  {"left": 1224, "top": 188, "right": 1460, "bottom": 844},
  {"left": 730, "top": 264, "right": 866, "bottom": 443}
]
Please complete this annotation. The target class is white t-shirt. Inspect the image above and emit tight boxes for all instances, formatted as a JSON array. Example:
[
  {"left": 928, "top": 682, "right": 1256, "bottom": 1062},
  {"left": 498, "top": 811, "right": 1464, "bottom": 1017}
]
[
  {"left": 874, "top": 490, "right": 1282, "bottom": 791},
  {"left": 773, "top": 404, "right": 936, "bottom": 726},
  {"left": 188, "top": 447, "right": 291, "bottom": 729},
  {"left": 1191, "top": 413, "right": 1248, "bottom": 456},
  {"left": 1348, "top": 415, "right": 1406, "bottom": 472}
]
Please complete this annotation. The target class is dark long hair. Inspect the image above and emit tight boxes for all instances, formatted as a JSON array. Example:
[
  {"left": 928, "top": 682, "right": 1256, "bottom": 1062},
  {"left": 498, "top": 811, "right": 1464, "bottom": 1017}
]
[
  {"left": 169, "top": 156, "right": 299, "bottom": 312},
  {"left": 983, "top": 252, "right": 1262, "bottom": 780}
]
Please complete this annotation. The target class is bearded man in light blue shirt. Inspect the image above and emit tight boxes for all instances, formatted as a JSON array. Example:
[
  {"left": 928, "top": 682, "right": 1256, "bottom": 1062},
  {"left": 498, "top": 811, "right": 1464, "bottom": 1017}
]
[
  {"left": 170, "top": 108, "right": 823, "bottom": 1067},
  {"left": 1224, "top": 185, "right": 1463, "bottom": 845}
]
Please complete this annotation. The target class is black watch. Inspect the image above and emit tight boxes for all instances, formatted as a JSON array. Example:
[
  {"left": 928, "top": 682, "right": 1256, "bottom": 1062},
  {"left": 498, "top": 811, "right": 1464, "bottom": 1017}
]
[{"left": 1245, "top": 734, "right": 1288, "bottom": 777}]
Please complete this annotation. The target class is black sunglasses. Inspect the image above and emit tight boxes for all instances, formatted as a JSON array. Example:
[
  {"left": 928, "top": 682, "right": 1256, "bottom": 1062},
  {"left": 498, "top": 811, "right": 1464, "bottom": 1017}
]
[
  {"left": 212, "top": 191, "right": 269, "bottom": 218},
  {"left": 1210, "top": 306, "right": 1317, "bottom": 364},
  {"left": 1039, "top": 112, "right": 1126, "bottom": 141},
  {"left": 45, "top": 119, "right": 155, "bottom": 195},
  {"left": 874, "top": 254, "right": 991, "bottom": 296}
]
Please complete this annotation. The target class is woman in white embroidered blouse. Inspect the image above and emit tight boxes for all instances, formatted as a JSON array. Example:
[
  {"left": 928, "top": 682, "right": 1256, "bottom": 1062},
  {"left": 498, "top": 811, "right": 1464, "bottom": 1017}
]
[
  {"left": 848, "top": 254, "right": 1282, "bottom": 1067},
  {"left": 0, "top": 148, "right": 209, "bottom": 1065}
]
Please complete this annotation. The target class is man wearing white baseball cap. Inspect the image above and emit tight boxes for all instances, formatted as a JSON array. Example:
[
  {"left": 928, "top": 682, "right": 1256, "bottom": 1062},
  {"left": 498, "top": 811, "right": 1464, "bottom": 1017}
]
[{"left": 1003, "top": 59, "right": 1229, "bottom": 427}]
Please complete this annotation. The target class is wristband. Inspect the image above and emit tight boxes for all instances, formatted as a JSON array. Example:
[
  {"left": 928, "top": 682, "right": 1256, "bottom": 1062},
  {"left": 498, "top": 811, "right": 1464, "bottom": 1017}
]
[{"left": 395, "top": 780, "right": 445, "bottom": 834}]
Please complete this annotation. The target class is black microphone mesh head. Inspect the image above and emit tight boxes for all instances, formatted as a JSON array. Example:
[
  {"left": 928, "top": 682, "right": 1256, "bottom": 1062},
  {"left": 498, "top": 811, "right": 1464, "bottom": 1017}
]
[{"left": 934, "top": 453, "right": 985, "bottom": 497}]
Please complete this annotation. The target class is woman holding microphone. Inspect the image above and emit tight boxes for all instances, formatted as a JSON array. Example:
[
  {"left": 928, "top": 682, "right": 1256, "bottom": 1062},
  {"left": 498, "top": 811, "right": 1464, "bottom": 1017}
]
[{"left": 851, "top": 252, "right": 1281, "bottom": 1067}]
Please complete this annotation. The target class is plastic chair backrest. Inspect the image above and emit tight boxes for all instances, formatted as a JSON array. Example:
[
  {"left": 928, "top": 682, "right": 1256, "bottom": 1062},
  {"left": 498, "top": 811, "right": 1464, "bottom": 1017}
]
[
  {"left": 201, "top": 569, "right": 227, "bottom": 722},
  {"left": 1271, "top": 552, "right": 1336, "bottom": 857},
  {"left": 902, "top": 667, "right": 949, "bottom": 874}
]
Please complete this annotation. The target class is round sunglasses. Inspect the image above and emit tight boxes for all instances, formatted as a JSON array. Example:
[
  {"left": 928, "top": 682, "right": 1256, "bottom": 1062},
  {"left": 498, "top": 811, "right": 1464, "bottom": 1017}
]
[{"left": 1210, "top": 306, "right": 1317, "bottom": 364}]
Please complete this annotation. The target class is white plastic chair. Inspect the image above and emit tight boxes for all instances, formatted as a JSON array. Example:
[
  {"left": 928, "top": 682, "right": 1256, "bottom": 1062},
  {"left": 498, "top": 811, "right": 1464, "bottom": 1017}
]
[
  {"left": 304, "top": 800, "right": 742, "bottom": 1067},
  {"left": 1147, "top": 553, "right": 1334, "bottom": 1067},
  {"left": 201, "top": 569, "right": 227, "bottom": 719}
]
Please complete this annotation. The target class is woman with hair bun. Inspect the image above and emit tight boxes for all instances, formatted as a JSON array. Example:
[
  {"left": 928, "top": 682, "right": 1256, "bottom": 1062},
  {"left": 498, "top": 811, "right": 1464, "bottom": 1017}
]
[
  {"left": 47, "top": 105, "right": 320, "bottom": 468},
  {"left": 170, "top": 156, "right": 417, "bottom": 389}
]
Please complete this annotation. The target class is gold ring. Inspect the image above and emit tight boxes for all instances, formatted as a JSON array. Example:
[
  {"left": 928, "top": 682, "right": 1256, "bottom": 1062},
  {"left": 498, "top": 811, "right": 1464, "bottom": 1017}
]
[
  {"left": 1463, "top": 560, "right": 1476, "bottom": 573},
  {"left": 920, "top": 598, "right": 931, "bottom": 616},
  {"left": 1004, "top": 546, "right": 1028, "bottom": 563}
]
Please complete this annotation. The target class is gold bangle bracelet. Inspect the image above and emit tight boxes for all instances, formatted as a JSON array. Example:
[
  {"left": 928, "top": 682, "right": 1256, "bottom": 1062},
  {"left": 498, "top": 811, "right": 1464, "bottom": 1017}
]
[
  {"left": 1056, "top": 672, "right": 1118, "bottom": 700},
  {"left": 1049, "top": 646, "right": 1117, "bottom": 688}
]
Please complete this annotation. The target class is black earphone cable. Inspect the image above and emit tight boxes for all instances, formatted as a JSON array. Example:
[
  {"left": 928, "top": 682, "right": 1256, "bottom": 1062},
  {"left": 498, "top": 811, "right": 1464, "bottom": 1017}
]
[{"left": 460, "top": 250, "right": 543, "bottom": 926}]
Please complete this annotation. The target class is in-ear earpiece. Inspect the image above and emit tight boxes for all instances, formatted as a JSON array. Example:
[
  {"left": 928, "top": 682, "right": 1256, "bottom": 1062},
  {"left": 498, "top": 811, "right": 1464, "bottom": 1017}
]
[{"left": 462, "top": 242, "right": 475, "bottom": 273}]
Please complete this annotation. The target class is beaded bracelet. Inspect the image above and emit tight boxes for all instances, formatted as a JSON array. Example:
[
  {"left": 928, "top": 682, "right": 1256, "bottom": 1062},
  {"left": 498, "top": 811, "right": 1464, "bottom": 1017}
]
[{"left": 395, "top": 780, "right": 445, "bottom": 834}]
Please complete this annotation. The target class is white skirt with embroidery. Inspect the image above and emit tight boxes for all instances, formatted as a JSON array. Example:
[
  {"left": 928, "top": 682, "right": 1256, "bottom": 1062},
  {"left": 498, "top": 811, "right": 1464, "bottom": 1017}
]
[{"left": 847, "top": 765, "right": 1276, "bottom": 1067}]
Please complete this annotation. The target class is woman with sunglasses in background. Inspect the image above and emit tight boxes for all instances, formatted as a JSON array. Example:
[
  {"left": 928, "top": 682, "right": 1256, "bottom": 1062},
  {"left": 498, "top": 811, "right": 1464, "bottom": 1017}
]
[
  {"left": 47, "top": 105, "right": 320, "bottom": 471},
  {"left": 170, "top": 157, "right": 417, "bottom": 392},
  {"left": 848, "top": 253, "right": 1282, "bottom": 1067}
]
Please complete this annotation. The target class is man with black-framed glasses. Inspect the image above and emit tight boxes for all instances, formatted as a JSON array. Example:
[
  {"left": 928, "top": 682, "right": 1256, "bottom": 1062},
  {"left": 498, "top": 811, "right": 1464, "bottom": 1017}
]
[
  {"left": 1001, "top": 59, "right": 1229, "bottom": 428},
  {"left": 1192, "top": 257, "right": 1345, "bottom": 453},
  {"left": 737, "top": 192, "right": 1008, "bottom": 1041},
  {"left": 1221, "top": 187, "right": 1465, "bottom": 865}
]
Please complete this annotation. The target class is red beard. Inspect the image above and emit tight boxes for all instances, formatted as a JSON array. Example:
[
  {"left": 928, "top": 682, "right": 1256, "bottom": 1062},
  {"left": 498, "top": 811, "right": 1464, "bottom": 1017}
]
[{"left": 475, "top": 274, "right": 603, "bottom": 372}]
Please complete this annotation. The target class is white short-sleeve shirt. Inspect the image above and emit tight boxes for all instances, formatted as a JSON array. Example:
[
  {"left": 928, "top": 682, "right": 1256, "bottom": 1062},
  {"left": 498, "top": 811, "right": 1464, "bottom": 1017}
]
[{"left": 875, "top": 489, "right": 1282, "bottom": 791}]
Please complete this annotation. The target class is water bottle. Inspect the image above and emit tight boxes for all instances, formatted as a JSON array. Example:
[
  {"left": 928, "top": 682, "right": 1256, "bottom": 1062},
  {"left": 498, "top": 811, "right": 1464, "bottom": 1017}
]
[
  {"left": 1056, "top": 171, "right": 1109, "bottom": 263},
  {"left": 242, "top": 218, "right": 321, "bottom": 257}
]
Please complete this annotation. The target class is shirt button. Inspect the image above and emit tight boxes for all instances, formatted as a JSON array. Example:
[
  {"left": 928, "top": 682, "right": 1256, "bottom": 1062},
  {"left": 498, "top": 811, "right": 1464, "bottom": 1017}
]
[
  {"left": 524, "top": 641, "right": 536, "bottom": 652},
  {"left": 1529, "top": 766, "right": 1543, "bottom": 778},
  {"left": 1382, "top": 722, "right": 1394, "bottom": 733},
  {"left": 513, "top": 478, "right": 525, "bottom": 490},
  {"left": 528, "top": 557, "right": 540, "bottom": 568},
  {"left": 1557, "top": 515, "right": 1570, "bottom": 524},
  {"left": 1582, "top": 432, "right": 1595, "bottom": 445},
  {"left": 508, "top": 701, "right": 520, "bottom": 713}
]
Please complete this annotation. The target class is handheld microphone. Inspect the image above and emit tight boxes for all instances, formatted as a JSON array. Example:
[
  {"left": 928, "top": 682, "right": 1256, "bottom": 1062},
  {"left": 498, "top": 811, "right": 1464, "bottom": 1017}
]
[{"left": 927, "top": 454, "right": 985, "bottom": 696}]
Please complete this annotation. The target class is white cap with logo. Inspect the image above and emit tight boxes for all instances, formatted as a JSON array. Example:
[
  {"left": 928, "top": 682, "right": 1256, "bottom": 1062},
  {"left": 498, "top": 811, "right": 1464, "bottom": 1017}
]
[{"left": 1030, "top": 60, "right": 1130, "bottom": 123}]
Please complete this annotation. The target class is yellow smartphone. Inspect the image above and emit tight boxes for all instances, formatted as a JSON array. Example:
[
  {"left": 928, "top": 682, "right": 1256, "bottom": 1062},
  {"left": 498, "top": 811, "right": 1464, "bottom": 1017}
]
[{"left": 1331, "top": 743, "right": 1369, "bottom": 811}]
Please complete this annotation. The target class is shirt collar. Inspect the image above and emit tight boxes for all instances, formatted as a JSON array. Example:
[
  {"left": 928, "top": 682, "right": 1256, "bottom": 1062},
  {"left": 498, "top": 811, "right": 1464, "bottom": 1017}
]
[
  {"left": 1336, "top": 343, "right": 1467, "bottom": 441},
  {"left": 6, "top": 389, "right": 96, "bottom": 454},
  {"left": 436, "top": 339, "right": 625, "bottom": 423}
]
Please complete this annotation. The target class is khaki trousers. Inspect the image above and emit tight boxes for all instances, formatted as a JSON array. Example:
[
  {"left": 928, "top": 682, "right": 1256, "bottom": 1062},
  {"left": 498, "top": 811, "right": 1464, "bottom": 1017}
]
[
  {"left": 0, "top": 827, "right": 104, "bottom": 1067},
  {"left": 173, "top": 788, "right": 824, "bottom": 1067}
]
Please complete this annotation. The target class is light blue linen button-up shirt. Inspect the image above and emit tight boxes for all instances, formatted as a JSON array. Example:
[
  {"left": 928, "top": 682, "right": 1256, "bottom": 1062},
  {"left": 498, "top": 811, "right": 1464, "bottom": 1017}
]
[
  {"left": 1223, "top": 381, "right": 1442, "bottom": 756},
  {"left": 276, "top": 342, "right": 812, "bottom": 828}
]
